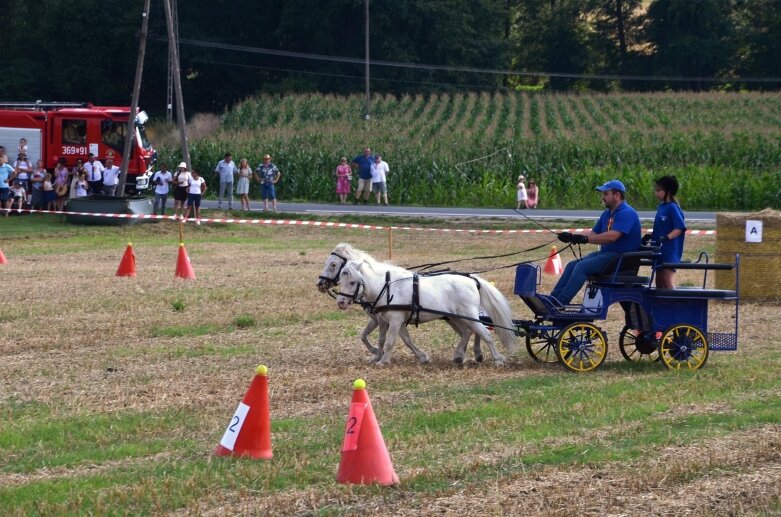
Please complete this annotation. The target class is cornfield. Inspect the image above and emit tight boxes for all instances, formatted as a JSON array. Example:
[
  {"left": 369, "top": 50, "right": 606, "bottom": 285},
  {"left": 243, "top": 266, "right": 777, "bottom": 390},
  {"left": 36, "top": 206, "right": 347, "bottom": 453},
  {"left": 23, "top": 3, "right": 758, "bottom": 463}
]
[{"left": 159, "top": 91, "right": 781, "bottom": 210}]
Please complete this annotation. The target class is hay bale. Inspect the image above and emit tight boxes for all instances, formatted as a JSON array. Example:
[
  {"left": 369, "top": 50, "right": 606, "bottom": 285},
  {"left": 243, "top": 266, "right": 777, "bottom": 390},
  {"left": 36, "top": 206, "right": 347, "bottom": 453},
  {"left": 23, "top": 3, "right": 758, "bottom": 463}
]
[{"left": 715, "top": 208, "right": 781, "bottom": 301}]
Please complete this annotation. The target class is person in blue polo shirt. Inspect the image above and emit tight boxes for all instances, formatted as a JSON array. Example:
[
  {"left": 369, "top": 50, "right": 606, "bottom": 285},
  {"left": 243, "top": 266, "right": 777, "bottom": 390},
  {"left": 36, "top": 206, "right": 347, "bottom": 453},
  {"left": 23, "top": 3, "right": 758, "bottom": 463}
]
[
  {"left": 650, "top": 175, "right": 686, "bottom": 289},
  {"left": 550, "top": 179, "right": 642, "bottom": 305},
  {"left": 351, "top": 146, "right": 374, "bottom": 204}
]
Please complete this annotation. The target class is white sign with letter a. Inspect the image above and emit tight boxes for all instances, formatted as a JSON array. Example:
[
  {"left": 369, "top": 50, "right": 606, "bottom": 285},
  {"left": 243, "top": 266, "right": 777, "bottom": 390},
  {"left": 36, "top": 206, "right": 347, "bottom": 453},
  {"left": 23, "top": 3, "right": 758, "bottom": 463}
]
[
  {"left": 746, "top": 220, "right": 763, "bottom": 243},
  {"left": 220, "top": 402, "right": 251, "bottom": 451}
]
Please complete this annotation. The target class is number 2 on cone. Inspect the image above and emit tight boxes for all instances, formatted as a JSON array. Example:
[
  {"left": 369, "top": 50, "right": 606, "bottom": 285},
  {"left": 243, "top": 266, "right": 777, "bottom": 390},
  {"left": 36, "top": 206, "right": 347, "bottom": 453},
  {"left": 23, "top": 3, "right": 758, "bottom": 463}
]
[{"left": 341, "top": 403, "right": 368, "bottom": 452}]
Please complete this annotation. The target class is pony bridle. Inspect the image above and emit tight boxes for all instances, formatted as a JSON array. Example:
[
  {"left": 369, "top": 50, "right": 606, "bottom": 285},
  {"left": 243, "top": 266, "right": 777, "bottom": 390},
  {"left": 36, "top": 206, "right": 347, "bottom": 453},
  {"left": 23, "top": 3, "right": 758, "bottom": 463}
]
[
  {"left": 319, "top": 252, "right": 349, "bottom": 289},
  {"left": 337, "top": 278, "right": 365, "bottom": 304}
]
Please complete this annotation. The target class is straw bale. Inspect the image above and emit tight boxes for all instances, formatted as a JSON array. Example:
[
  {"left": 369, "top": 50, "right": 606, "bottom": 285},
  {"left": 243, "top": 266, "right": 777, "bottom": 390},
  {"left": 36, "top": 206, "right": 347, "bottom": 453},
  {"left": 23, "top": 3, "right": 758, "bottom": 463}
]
[{"left": 715, "top": 209, "right": 781, "bottom": 300}]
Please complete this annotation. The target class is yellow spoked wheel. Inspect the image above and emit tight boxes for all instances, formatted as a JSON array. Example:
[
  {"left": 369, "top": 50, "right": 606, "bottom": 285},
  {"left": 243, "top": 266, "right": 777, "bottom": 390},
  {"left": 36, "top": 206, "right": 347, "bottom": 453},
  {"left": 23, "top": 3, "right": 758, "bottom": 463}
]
[
  {"left": 556, "top": 322, "right": 608, "bottom": 373},
  {"left": 659, "top": 325, "right": 709, "bottom": 370}
]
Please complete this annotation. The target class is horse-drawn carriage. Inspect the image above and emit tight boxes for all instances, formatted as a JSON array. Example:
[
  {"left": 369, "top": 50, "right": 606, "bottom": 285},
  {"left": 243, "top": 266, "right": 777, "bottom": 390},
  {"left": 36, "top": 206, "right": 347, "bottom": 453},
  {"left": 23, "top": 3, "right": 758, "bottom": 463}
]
[
  {"left": 319, "top": 242, "right": 740, "bottom": 372},
  {"left": 512, "top": 247, "right": 740, "bottom": 372}
]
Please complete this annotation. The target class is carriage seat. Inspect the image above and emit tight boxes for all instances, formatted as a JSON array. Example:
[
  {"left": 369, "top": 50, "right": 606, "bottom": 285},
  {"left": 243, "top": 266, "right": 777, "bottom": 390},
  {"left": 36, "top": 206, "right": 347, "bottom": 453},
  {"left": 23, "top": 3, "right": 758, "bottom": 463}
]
[
  {"left": 588, "top": 249, "right": 655, "bottom": 287},
  {"left": 650, "top": 288, "right": 737, "bottom": 299}
]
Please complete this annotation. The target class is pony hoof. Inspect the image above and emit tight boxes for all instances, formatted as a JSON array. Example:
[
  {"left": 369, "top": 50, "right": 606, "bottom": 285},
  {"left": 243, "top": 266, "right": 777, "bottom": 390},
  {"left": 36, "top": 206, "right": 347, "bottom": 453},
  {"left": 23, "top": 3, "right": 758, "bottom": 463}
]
[
  {"left": 453, "top": 356, "right": 464, "bottom": 364},
  {"left": 475, "top": 354, "right": 484, "bottom": 363}
]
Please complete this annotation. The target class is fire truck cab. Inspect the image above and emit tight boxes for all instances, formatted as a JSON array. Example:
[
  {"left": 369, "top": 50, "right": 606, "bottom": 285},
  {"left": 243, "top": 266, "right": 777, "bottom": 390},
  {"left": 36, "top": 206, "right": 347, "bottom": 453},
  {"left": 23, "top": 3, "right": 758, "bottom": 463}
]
[{"left": 0, "top": 101, "right": 156, "bottom": 194}]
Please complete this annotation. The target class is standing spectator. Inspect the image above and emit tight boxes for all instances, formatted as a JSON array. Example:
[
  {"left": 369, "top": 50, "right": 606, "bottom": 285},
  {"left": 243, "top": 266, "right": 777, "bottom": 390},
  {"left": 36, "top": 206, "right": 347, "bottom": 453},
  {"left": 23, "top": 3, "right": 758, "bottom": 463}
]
[
  {"left": 182, "top": 169, "right": 207, "bottom": 225},
  {"left": 526, "top": 179, "right": 539, "bottom": 209},
  {"left": 10, "top": 180, "right": 26, "bottom": 213},
  {"left": 43, "top": 172, "right": 56, "bottom": 211},
  {"left": 370, "top": 153, "right": 390, "bottom": 206},
  {"left": 650, "top": 175, "right": 686, "bottom": 289},
  {"left": 172, "top": 162, "right": 191, "bottom": 220},
  {"left": 53, "top": 157, "right": 69, "bottom": 211},
  {"left": 101, "top": 156, "right": 120, "bottom": 196},
  {"left": 0, "top": 155, "right": 12, "bottom": 216},
  {"left": 253, "top": 154, "right": 281, "bottom": 211},
  {"left": 30, "top": 161, "right": 47, "bottom": 210},
  {"left": 236, "top": 158, "right": 252, "bottom": 211},
  {"left": 214, "top": 152, "right": 237, "bottom": 210},
  {"left": 335, "top": 156, "right": 352, "bottom": 204},
  {"left": 351, "top": 146, "right": 373, "bottom": 204},
  {"left": 69, "top": 159, "right": 86, "bottom": 199},
  {"left": 151, "top": 163, "right": 173, "bottom": 216},
  {"left": 84, "top": 153, "right": 105, "bottom": 195},
  {"left": 516, "top": 175, "right": 527, "bottom": 209},
  {"left": 12, "top": 151, "right": 32, "bottom": 194}
]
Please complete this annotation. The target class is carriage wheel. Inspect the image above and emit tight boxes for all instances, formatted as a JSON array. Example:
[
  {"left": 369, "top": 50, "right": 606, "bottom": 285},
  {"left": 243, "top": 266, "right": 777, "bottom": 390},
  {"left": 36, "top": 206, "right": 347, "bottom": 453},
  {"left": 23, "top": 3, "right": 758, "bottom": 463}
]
[
  {"left": 526, "top": 329, "right": 559, "bottom": 363},
  {"left": 659, "top": 325, "right": 709, "bottom": 370},
  {"left": 556, "top": 322, "right": 608, "bottom": 373},
  {"left": 618, "top": 325, "right": 660, "bottom": 362}
]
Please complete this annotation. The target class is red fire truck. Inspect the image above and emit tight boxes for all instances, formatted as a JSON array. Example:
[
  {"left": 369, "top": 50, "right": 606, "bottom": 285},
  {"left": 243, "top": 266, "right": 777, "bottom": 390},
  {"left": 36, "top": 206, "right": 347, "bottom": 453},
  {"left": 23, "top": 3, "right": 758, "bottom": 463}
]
[{"left": 0, "top": 101, "right": 156, "bottom": 194}]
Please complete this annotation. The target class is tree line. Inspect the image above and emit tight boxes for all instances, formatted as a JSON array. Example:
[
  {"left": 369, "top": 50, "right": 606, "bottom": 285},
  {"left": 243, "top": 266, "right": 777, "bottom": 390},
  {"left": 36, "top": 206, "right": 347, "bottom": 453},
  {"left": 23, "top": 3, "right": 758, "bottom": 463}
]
[{"left": 1, "top": 0, "right": 779, "bottom": 114}]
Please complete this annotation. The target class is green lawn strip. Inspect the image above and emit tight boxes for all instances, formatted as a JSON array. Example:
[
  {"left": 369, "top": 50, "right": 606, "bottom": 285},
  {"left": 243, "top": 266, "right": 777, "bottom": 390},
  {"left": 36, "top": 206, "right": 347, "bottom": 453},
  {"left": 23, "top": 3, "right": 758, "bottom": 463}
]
[{"left": 0, "top": 409, "right": 198, "bottom": 474}]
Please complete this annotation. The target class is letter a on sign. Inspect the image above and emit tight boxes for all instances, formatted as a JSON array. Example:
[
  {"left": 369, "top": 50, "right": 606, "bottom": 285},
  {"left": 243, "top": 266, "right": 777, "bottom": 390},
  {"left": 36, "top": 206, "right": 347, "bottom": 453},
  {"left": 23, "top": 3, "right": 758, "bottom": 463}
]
[{"left": 746, "top": 220, "right": 763, "bottom": 243}]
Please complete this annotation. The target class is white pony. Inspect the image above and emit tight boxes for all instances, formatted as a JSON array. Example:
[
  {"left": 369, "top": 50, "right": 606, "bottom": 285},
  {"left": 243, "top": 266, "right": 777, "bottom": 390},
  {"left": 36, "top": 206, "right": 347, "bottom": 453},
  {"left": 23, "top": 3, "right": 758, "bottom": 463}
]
[
  {"left": 336, "top": 259, "right": 519, "bottom": 366},
  {"left": 317, "top": 243, "right": 484, "bottom": 364}
]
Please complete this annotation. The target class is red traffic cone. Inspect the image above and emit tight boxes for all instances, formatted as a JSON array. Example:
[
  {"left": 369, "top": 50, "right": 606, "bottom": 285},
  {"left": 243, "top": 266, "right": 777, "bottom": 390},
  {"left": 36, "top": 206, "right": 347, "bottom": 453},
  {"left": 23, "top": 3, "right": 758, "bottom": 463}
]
[
  {"left": 0, "top": 248, "right": 7, "bottom": 265},
  {"left": 116, "top": 242, "right": 136, "bottom": 277},
  {"left": 336, "top": 379, "right": 399, "bottom": 486},
  {"left": 214, "top": 364, "right": 273, "bottom": 459},
  {"left": 544, "top": 245, "right": 563, "bottom": 276},
  {"left": 175, "top": 242, "right": 196, "bottom": 279}
]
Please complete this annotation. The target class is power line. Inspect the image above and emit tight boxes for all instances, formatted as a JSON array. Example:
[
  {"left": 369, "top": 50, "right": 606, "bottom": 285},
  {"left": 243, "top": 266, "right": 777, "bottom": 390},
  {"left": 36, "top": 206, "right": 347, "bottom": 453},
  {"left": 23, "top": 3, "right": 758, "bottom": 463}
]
[{"left": 159, "top": 36, "right": 781, "bottom": 84}]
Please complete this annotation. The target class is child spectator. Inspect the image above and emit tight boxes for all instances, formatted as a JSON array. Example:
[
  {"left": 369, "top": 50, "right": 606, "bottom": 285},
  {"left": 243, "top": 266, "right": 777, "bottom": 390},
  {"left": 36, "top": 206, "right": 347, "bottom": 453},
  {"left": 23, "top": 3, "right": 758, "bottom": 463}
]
[
  {"left": 70, "top": 159, "right": 86, "bottom": 199},
  {"left": 18, "top": 137, "right": 28, "bottom": 156},
  {"left": 335, "top": 157, "right": 351, "bottom": 204},
  {"left": 43, "top": 172, "right": 56, "bottom": 211},
  {"left": 10, "top": 180, "right": 26, "bottom": 213},
  {"left": 516, "top": 175, "right": 527, "bottom": 209},
  {"left": 182, "top": 169, "right": 206, "bottom": 225},
  {"left": 75, "top": 173, "right": 89, "bottom": 198}
]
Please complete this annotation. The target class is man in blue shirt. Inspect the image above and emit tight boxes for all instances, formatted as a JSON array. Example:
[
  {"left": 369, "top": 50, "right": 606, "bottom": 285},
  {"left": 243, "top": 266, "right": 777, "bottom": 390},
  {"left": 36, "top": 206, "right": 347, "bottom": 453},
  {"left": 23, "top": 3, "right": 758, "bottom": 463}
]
[
  {"left": 0, "top": 155, "right": 13, "bottom": 216},
  {"left": 351, "top": 146, "right": 374, "bottom": 204},
  {"left": 550, "top": 179, "right": 642, "bottom": 305}
]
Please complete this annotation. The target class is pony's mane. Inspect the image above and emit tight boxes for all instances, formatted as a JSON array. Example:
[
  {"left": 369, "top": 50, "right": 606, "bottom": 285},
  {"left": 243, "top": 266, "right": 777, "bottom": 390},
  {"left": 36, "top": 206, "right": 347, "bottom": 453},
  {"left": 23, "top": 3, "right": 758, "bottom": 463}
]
[{"left": 333, "top": 243, "right": 383, "bottom": 267}]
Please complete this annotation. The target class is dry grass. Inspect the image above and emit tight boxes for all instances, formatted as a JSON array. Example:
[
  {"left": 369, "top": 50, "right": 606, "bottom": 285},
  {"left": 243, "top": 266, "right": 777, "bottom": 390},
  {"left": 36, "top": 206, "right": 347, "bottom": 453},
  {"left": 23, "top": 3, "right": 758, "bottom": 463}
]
[{"left": 1, "top": 225, "right": 779, "bottom": 514}]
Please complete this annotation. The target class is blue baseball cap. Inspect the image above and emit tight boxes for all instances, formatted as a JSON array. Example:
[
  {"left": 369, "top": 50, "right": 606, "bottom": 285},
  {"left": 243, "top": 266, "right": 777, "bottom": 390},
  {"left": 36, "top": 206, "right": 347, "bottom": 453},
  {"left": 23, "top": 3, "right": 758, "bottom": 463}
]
[{"left": 595, "top": 180, "right": 626, "bottom": 193}]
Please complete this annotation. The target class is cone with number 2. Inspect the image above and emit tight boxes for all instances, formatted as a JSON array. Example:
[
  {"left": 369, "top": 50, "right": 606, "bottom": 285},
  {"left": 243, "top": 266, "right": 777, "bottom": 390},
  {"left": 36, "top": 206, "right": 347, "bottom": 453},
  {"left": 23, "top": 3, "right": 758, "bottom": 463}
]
[
  {"left": 336, "top": 379, "right": 399, "bottom": 485},
  {"left": 214, "top": 364, "right": 272, "bottom": 459}
]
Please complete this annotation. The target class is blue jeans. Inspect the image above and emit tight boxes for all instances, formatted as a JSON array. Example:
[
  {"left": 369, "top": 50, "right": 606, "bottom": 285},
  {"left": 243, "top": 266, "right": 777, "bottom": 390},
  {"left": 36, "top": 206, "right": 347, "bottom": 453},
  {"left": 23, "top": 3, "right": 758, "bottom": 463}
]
[
  {"left": 550, "top": 251, "right": 617, "bottom": 305},
  {"left": 153, "top": 192, "right": 168, "bottom": 215}
]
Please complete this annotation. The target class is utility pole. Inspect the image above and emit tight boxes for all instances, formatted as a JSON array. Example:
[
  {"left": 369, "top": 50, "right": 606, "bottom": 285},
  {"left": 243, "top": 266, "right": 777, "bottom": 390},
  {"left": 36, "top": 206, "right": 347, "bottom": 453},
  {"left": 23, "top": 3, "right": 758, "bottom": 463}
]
[
  {"left": 117, "top": 0, "right": 151, "bottom": 198},
  {"left": 364, "top": 0, "right": 370, "bottom": 121},
  {"left": 165, "top": 0, "right": 178, "bottom": 123},
  {"left": 163, "top": 0, "right": 190, "bottom": 168}
]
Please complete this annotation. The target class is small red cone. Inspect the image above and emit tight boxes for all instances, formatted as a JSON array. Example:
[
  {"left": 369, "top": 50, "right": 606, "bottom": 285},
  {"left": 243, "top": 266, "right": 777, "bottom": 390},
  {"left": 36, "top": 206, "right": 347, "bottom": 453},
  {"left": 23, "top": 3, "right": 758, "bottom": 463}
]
[
  {"left": 116, "top": 243, "right": 136, "bottom": 277},
  {"left": 0, "top": 248, "right": 7, "bottom": 265},
  {"left": 336, "top": 379, "right": 399, "bottom": 486},
  {"left": 175, "top": 242, "right": 196, "bottom": 279},
  {"left": 544, "top": 245, "right": 563, "bottom": 276},
  {"left": 214, "top": 365, "right": 273, "bottom": 459}
]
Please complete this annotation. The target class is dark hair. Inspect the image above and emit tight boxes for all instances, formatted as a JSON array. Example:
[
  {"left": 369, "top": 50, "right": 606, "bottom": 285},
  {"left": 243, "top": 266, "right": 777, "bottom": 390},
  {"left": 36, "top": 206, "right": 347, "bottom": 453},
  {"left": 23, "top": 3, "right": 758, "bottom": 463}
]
[
  {"left": 58, "top": 157, "right": 67, "bottom": 165},
  {"left": 655, "top": 175, "right": 679, "bottom": 201}
]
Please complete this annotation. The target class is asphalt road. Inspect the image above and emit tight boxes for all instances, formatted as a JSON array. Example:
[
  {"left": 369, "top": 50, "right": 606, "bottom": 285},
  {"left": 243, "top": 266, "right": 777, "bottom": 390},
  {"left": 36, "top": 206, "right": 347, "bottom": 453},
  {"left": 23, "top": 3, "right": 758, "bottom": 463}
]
[{"left": 197, "top": 199, "right": 716, "bottom": 223}]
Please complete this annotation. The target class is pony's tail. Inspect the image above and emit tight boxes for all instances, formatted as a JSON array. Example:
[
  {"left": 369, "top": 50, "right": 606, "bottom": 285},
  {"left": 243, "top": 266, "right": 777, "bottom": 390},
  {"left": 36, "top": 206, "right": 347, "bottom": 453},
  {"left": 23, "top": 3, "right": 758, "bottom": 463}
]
[{"left": 476, "top": 278, "right": 519, "bottom": 355}]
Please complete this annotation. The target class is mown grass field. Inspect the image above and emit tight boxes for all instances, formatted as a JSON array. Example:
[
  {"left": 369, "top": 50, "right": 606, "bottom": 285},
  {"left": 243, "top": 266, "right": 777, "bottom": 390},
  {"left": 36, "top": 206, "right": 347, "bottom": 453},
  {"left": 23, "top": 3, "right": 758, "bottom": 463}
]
[
  {"left": 154, "top": 91, "right": 781, "bottom": 210},
  {"left": 1, "top": 215, "right": 780, "bottom": 515}
]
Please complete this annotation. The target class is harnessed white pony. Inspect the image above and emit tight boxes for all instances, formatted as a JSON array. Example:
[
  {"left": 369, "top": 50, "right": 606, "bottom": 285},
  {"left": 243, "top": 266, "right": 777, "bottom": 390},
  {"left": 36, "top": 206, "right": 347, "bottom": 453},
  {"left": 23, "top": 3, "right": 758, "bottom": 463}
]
[
  {"left": 317, "top": 243, "right": 485, "bottom": 364},
  {"left": 336, "top": 259, "right": 519, "bottom": 366}
]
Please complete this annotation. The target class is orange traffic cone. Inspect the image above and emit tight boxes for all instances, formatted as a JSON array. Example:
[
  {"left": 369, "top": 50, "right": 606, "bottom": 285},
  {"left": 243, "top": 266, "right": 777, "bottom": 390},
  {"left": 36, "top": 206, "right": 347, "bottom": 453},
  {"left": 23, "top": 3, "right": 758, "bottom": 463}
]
[
  {"left": 214, "top": 364, "right": 273, "bottom": 459},
  {"left": 544, "top": 245, "right": 563, "bottom": 276},
  {"left": 116, "top": 242, "right": 136, "bottom": 277},
  {"left": 0, "top": 248, "right": 6, "bottom": 265},
  {"left": 175, "top": 242, "right": 196, "bottom": 279},
  {"left": 336, "top": 379, "right": 399, "bottom": 486}
]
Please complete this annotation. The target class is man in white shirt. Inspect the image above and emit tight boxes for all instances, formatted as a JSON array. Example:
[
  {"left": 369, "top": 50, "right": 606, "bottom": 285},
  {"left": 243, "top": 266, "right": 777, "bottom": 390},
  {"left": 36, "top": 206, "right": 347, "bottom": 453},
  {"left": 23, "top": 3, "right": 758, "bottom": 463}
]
[
  {"left": 84, "top": 153, "right": 105, "bottom": 195},
  {"left": 214, "top": 152, "right": 237, "bottom": 210},
  {"left": 152, "top": 163, "right": 173, "bottom": 215},
  {"left": 101, "top": 156, "right": 120, "bottom": 196},
  {"left": 370, "top": 153, "right": 390, "bottom": 206}
]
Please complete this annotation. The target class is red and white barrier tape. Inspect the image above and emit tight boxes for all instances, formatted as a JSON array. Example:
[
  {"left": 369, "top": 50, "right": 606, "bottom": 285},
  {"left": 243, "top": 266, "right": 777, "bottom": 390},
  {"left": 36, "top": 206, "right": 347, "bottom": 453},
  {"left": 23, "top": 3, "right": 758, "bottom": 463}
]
[{"left": 0, "top": 207, "right": 717, "bottom": 235}]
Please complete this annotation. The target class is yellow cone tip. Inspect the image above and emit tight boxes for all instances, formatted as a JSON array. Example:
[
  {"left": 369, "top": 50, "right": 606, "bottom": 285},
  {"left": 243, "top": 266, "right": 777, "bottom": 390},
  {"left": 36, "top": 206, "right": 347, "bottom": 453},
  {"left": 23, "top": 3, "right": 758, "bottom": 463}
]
[
  {"left": 128, "top": 242, "right": 133, "bottom": 246},
  {"left": 353, "top": 378, "right": 366, "bottom": 390},
  {"left": 255, "top": 364, "right": 268, "bottom": 376},
  {"left": 179, "top": 242, "right": 185, "bottom": 247}
]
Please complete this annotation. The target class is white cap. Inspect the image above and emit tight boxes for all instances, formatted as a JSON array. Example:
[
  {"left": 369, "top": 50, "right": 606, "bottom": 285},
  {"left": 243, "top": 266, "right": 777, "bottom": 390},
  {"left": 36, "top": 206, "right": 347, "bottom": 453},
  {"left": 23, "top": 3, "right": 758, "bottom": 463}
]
[{"left": 177, "top": 162, "right": 187, "bottom": 169}]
